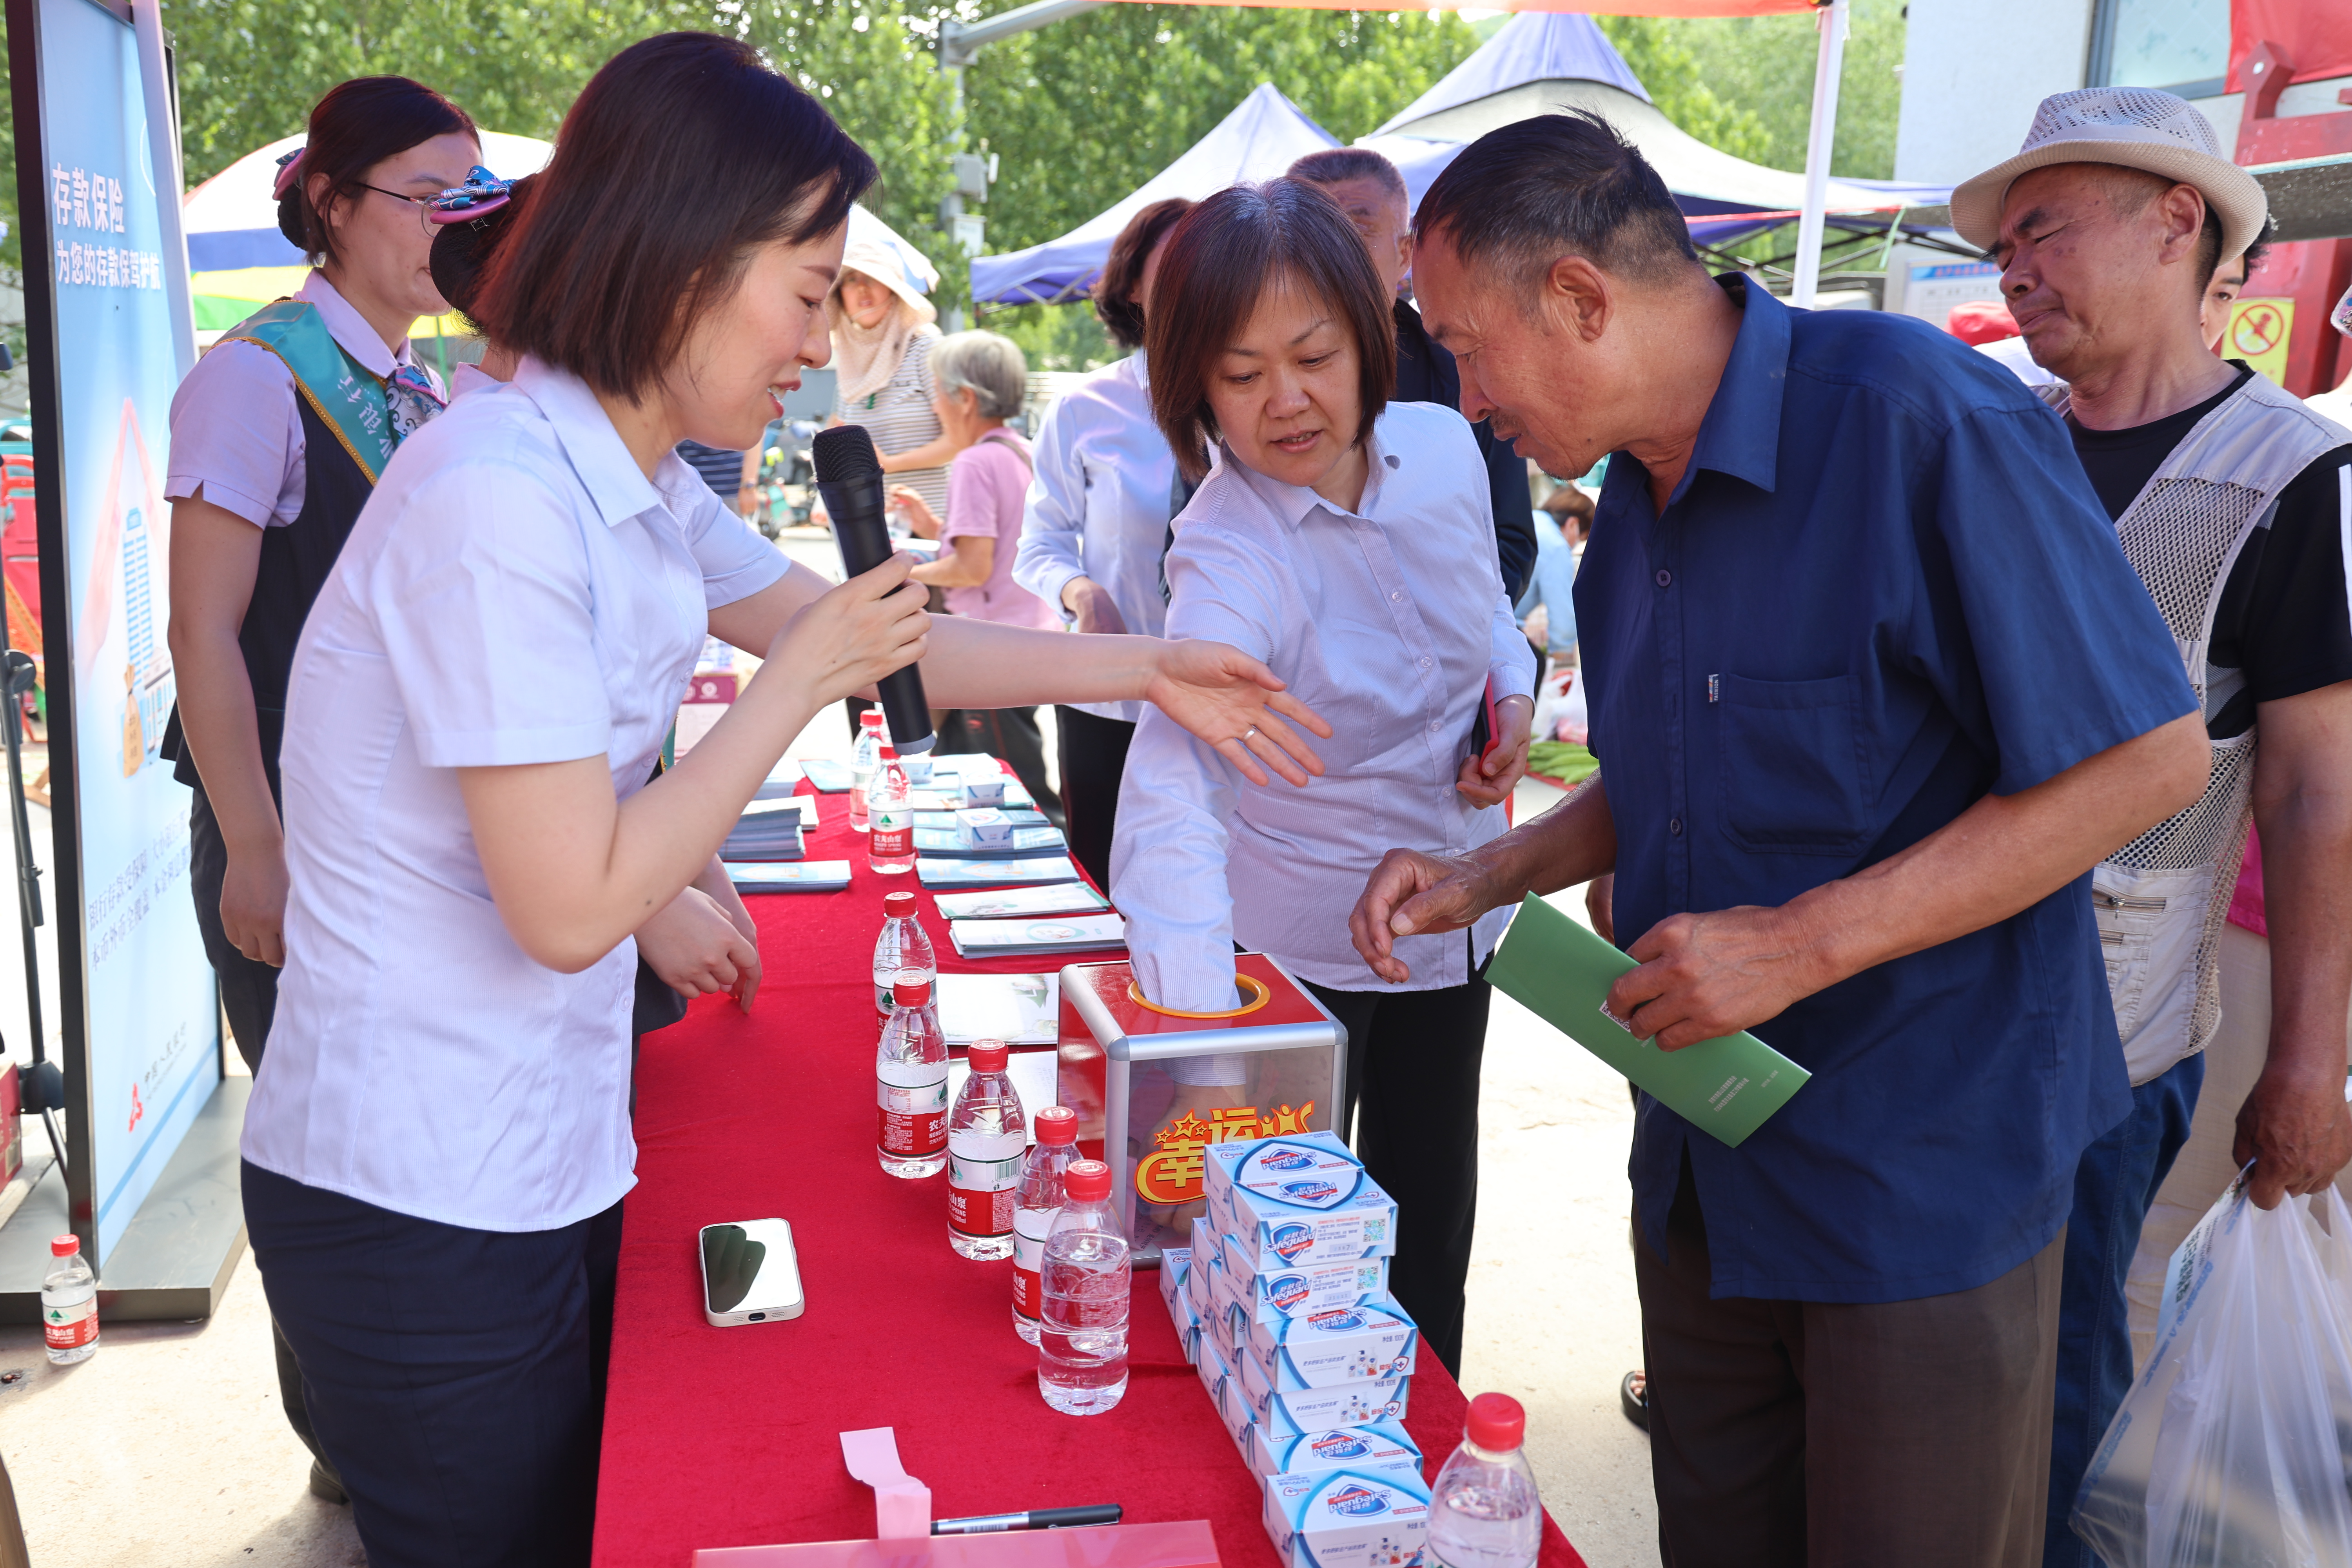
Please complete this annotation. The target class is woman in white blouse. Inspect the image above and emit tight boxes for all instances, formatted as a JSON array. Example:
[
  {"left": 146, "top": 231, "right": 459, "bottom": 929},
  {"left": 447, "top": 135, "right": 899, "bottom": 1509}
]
[
  {"left": 1011, "top": 197, "right": 1193, "bottom": 887},
  {"left": 238, "top": 36, "right": 1327, "bottom": 1568},
  {"left": 1112, "top": 178, "right": 1535, "bottom": 1379}
]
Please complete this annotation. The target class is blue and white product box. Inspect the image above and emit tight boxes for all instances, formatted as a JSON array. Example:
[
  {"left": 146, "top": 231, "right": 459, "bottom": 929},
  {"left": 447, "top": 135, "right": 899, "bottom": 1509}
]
[
  {"left": 1208, "top": 1134, "right": 1398, "bottom": 1270},
  {"left": 1263, "top": 1467, "right": 1431, "bottom": 1568},
  {"left": 959, "top": 777, "right": 1008, "bottom": 809},
  {"left": 1245, "top": 1296, "right": 1418, "bottom": 1391},
  {"left": 1216, "top": 1362, "right": 1255, "bottom": 1449},
  {"left": 955, "top": 807, "right": 1014, "bottom": 848},
  {"left": 1221, "top": 1232, "right": 1390, "bottom": 1325},
  {"left": 1166, "top": 1277, "right": 1203, "bottom": 1367},
  {"left": 1198, "top": 1334, "right": 1236, "bottom": 1410},
  {"left": 1160, "top": 1247, "right": 1191, "bottom": 1316},
  {"left": 1239, "top": 1353, "right": 1412, "bottom": 1431},
  {"left": 1186, "top": 1219, "right": 1223, "bottom": 1319},
  {"left": 1212, "top": 1298, "right": 1247, "bottom": 1367},
  {"left": 1247, "top": 1418, "right": 1423, "bottom": 1481}
]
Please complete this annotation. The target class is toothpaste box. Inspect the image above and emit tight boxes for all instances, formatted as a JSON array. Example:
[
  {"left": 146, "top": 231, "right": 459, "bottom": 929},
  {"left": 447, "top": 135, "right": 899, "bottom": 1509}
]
[
  {"left": 1246, "top": 1418, "right": 1423, "bottom": 1481},
  {"left": 1221, "top": 1233, "right": 1390, "bottom": 1325},
  {"left": 1238, "top": 1352, "right": 1412, "bottom": 1432},
  {"left": 1208, "top": 1135, "right": 1398, "bottom": 1270},
  {"left": 1244, "top": 1296, "right": 1418, "bottom": 1390},
  {"left": 958, "top": 777, "right": 1008, "bottom": 809},
  {"left": 1263, "top": 1467, "right": 1431, "bottom": 1568},
  {"left": 956, "top": 807, "right": 1014, "bottom": 848}
]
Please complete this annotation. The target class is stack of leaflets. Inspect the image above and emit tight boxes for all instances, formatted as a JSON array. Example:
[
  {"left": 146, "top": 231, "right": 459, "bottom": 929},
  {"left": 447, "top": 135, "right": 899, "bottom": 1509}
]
[
  {"left": 916, "top": 856, "right": 1083, "bottom": 889},
  {"left": 724, "top": 859, "right": 852, "bottom": 893},
  {"left": 754, "top": 755, "right": 807, "bottom": 801},
  {"left": 912, "top": 824, "right": 1069, "bottom": 861},
  {"left": 933, "top": 973, "right": 1058, "bottom": 1045},
  {"left": 931, "top": 883, "right": 1110, "bottom": 920},
  {"left": 950, "top": 912, "right": 1126, "bottom": 958},
  {"left": 719, "top": 797, "right": 808, "bottom": 862},
  {"left": 911, "top": 808, "right": 1051, "bottom": 832},
  {"left": 798, "top": 759, "right": 853, "bottom": 793}
]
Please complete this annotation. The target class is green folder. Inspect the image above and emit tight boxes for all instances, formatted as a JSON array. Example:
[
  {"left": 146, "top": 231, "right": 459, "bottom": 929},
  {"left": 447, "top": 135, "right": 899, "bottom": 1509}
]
[{"left": 1486, "top": 894, "right": 1809, "bottom": 1147}]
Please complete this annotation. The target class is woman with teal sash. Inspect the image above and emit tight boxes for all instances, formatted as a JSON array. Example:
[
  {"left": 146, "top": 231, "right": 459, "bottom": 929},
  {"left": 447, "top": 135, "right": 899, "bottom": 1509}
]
[{"left": 160, "top": 74, "right": 478, "bottom": 1506}]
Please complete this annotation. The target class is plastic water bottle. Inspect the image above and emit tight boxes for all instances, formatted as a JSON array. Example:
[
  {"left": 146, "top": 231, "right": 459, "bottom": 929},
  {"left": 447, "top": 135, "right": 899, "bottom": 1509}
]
[
  {"left": 1012, "top": 1104, "right": 1080, "bottom": 1344},
  {"left": 1428, "top": 1393, "right": 1542, "bottom": 1568},
  {"left": 947, "top": 1040, "right": 1027, "bottom": 1261},
  {"left": 42, "top": 1234, "right": 97, "bottom": 1365},
  {"left": 867, "top": 744, "right": 914, "bottom": 875},
  {"left": 850, "top": 709, "right": 884, "bottom": 833},
  {"left": 872, "top": 890, "right": 935, "bottom": 1016},
  {"left": 1039, "top": 1158, "right": 1129, "bottom": 1415},
  {"left": 875, "top": 971, "right": 947, "bottom": 1178}
]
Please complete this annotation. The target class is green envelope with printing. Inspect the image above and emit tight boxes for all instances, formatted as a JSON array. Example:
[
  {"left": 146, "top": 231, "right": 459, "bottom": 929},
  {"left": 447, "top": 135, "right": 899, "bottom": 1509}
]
[{"left": 1485, "top": 893, "right": 1809, "bottom": 1147}]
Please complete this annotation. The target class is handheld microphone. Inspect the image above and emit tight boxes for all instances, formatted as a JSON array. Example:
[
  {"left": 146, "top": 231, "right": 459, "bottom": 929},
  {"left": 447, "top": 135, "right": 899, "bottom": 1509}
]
[{"left": 812, "top": 424, "right": 935, "bottom": 755}]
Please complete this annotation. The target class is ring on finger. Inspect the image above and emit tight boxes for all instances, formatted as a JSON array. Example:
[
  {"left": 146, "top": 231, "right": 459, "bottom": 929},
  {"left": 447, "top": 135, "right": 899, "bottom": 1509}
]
[{"left": 1240, "top": 724, "right": 1258, "bottom": 743}]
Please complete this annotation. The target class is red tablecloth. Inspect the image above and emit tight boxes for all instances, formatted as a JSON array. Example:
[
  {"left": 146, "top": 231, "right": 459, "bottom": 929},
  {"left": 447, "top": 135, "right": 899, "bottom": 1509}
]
[{"left": 593, "top": 776, "right": 1587, "bottom": 1568}]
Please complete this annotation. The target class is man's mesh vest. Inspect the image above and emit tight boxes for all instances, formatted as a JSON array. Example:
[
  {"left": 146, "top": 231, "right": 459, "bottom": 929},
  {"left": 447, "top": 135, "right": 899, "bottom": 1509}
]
[{"left": 2040, "top": 374, "right": 2347, "bottom": 1083}]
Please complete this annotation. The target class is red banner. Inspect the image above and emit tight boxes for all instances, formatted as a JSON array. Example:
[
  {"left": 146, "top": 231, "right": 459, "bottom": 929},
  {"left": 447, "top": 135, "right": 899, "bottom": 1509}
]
[
  {"left": 1098, "top": 0, "right": 1815, "bottom": 12},
  {"left": 2229, "top": 0, "right": 2352, "bottom": 92}
]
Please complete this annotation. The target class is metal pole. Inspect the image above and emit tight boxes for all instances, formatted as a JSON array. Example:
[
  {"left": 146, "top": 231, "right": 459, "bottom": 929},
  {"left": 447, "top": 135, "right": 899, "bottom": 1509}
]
[
  {"left": 1791, "top": 0, "right": 1849, "bottom": 310},
  {"left": 132, "top": 1, "right": 195, "bottom": 378}
]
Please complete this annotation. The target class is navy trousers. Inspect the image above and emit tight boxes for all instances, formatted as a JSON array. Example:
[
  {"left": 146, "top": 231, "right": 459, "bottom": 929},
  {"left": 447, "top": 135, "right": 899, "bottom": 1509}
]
[
  {"left": 2043, "top": 1051, "right": 2204, "bottom": 1568},
  {"left": 244, "top": 1161, "right": 622, "bottom": 1568}
]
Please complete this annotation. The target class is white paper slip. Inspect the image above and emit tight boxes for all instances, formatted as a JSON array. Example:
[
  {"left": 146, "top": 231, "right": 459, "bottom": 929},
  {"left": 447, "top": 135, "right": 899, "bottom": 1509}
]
[
  {"left": 799, "top": 759, "right": 854, "bottom": 793},
  {"left": 916, "top": 857, "right": 1082, "bottom": 888},
  {"left": 724, "top": 859, "right": 852, "bottom": 892},
  {"left": 933, "top": 973, "right": 1058, "bottom": 1045},
  {"left": 951, "top": 913, "right": 1127, "bottom": 958},
  {"left": 932, "top": 883, "right": 1111, "bottom": 920}
]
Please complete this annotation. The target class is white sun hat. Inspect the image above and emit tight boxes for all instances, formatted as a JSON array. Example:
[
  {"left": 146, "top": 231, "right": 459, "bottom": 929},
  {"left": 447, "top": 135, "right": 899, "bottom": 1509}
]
[{"left": 1950, "top": 88, "right": 2267, "bottom": 263}]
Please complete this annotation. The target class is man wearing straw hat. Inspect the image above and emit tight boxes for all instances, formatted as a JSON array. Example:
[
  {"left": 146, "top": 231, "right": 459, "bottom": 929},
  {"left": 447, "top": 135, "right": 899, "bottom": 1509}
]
[{"left": 1953, "top": 88, "right": 2352, "bottom": 1565}]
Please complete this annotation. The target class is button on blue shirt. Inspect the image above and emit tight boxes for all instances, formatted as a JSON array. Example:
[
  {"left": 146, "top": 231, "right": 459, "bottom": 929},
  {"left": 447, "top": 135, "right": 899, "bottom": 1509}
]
[{"left": 1578, "top": 278, "right": 2195, "bottom": 1303}]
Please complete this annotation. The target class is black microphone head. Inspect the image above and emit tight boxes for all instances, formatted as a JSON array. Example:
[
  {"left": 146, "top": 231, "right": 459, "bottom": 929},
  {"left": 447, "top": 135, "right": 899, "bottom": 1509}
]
[{"left": 812, "top": 424, "right": 882, "bottom": 483}]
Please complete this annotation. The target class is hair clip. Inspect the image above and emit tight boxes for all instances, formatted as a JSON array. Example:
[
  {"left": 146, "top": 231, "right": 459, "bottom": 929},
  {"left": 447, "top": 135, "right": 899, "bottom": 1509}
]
[
  {"left": 271, "top": 147, "right": 306, "bottom": 201},
  {"left": 427, "top": 166, "right": 511, "bottom": 225},
  {"left": 2334, "top": 283, "right": 2352, "bottom": 342}
]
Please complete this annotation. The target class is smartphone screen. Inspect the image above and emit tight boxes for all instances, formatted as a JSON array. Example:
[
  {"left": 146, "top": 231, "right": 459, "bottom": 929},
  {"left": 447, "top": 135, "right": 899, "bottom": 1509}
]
[{"left": 700, "top": 1218, "right": 804, "bottom": 1323}]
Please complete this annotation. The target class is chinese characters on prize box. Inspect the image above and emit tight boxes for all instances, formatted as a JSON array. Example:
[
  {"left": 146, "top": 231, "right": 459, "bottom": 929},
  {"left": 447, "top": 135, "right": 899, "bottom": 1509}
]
[{"left": 51, "top": 164, "right": 162, "bottom": 291}]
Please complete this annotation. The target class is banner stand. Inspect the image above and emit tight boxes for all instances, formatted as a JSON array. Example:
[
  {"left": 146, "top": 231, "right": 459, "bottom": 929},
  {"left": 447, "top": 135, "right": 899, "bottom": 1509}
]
[{"left": 0, "top": 0, "right": 244, "bottom": 1321}]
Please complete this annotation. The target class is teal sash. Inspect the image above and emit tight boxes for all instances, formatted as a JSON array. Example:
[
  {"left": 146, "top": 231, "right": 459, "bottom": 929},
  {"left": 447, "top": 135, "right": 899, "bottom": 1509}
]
[{"left": 220, "top": 299, "right": 397, "bottom": 483}]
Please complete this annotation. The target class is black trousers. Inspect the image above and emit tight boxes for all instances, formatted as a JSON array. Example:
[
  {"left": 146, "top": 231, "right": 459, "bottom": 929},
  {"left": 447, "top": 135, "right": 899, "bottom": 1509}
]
[
  {"left": 1300, "top": 959, "right": 1490, "bottom": 1377},
  {"left": 246, "top": 1161, "right": 622, "bottom": 1568},
  {"left": 191, "top": 785, "right": 343, "bottom": 1486},
  {"left": 1054, "top": 706, "right": 1134, "bottom": 891},
  {"left": 1639, "top": 1152, "right": 2062, "bottom": 1568}
]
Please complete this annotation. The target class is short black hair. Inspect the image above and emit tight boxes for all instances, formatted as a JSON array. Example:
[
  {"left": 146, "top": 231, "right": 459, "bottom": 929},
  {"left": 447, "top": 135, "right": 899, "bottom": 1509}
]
[
  {"left": 1414, "top": 111, "right": 1700, "bottom": 296},
  {"left": 1288, "top": 148, "right": 1407, "bottom": 204},
  {"left": 1094, "top": 197, "right": 1193, "bottom": 351},
  {"left": 428, "top": 172, "right": 537, "bottom": 327},
  {"left": 278, "top": 77, "right": 478, "bottom": 267},
  {"left": 1146, "top": 179, "right": 1395, "bottom": 485},
  {"left": 2221, "top": 216, "right": 2276, "bottom": 288},
  {"left": 474, "top": 33, "right": 874, "bottom": 401}
]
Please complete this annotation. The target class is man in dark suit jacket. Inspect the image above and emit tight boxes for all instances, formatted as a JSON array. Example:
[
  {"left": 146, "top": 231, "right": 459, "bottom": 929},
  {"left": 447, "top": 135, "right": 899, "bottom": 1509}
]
[{"left": 1290, "top": 147, "right": 1537, "bottom": 600}]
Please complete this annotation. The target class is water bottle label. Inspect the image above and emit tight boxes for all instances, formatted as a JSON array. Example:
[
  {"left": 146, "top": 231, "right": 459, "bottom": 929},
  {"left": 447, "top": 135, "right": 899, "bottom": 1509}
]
[
  {"left": 1013, "top": 1208, "right": 1054, "bottom": 1319},
  {"left": 947, "top": 1136, "right": 1026, "bottom": 1237},
  {"left": 877, "top": 1070, "right": 948, "bottom": 1158},
  {"left": 870, "top": 808, "right": 912, "bottom": 859},
  {"left": 43, "top": 1294, "right": 95, "bottom": 1350}
]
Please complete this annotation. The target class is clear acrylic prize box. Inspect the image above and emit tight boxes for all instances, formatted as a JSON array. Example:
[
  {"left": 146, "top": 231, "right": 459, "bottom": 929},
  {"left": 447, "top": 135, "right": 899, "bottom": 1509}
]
[{"left": 1056, "top": 953, "right": 1346, "bottom": 1265}]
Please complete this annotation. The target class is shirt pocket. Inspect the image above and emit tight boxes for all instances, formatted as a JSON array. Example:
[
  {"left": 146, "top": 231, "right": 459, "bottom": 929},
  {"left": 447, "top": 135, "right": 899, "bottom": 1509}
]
[{"left": 1714, "top": 671, "right": 1872, "bottom": 855}]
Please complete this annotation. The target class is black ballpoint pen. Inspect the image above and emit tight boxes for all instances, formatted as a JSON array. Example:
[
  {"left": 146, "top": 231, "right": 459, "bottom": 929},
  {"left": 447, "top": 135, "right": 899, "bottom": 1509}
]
[{"left": 931, "top": 1505, "right": 1123, "bottom": 1535}]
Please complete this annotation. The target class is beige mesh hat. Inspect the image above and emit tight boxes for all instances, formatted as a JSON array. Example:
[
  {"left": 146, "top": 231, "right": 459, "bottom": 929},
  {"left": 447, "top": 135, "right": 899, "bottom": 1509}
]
[{"left": 1951, "top": 88, "right": 2267, "bottom": 262}]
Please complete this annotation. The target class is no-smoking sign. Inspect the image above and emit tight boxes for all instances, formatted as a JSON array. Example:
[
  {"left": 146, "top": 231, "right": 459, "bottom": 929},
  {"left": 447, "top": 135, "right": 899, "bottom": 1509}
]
[{"left": 2225, "top": 297, "right": 2296, "bottom": 382}]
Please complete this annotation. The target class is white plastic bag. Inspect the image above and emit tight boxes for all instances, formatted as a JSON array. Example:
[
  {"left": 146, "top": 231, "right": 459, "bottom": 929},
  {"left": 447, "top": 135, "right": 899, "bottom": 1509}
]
[{"left": 2072, "top": 1176, "right": 2352, "bottom": 1567}]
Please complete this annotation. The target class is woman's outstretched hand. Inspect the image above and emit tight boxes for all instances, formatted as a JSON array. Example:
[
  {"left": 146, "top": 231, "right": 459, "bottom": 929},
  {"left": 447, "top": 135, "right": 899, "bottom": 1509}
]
[
  {"left": 1143, "top": 639, "right": 1333, "bottom": 788},
  {"left": 768, "top": 553, "right": 931, "bottom": 710}
]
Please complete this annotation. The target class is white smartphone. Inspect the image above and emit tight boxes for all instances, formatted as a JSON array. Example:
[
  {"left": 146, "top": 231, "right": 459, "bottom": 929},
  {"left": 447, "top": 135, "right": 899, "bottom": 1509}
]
[{"left": 699, "top": 1218, "right": 806, "bottom": 1327}]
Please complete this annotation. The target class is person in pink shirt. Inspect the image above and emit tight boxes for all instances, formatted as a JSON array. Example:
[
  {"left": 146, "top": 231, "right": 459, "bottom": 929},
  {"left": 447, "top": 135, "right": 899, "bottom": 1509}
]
[{"left": 893, "top": 330, "right": 1064, "bottom": 812}]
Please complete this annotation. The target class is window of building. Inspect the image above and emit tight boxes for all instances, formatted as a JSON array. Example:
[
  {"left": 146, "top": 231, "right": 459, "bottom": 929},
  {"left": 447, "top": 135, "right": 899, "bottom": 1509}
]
[{"left": 2088, "top": 0, "right": 2230, "bottom": 99}]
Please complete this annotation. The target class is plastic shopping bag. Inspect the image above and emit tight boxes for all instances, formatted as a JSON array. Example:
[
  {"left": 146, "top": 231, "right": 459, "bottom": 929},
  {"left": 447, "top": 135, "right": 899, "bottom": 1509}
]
[{"left": 2071, "top": 1174, "right": 2352, "bottom": 1567}]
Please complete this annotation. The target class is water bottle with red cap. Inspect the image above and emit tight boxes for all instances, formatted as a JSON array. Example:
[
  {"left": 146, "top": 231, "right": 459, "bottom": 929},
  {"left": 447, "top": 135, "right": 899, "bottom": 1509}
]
[
  {"left": 1011, "top": 1104, "right": 1081, "bottom": 1343},
  {"left": 872, "top": 890, "right": 934, "bottom": 1016},
  {"left": 1427, "top": 1392, "right": 1542, "bottom": 1568},
  {"left": 875, "top": 970, "right": 947, "bottom": 1178},
  {"left": 1038, "top": 1158, "right": 1129, "bottom": 1415},
  {"left": 946, "top": 1040, "right": 1027, "bottom": 1260},
  {"left": 41, "top": 1234, "right": 97, "bottom": 1365}
]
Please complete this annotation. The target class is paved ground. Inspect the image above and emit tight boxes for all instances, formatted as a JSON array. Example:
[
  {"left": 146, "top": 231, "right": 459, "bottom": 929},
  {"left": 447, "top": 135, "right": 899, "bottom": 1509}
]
[{"left": 0, "top": 528, "right": 1659, "bottom": 1565}]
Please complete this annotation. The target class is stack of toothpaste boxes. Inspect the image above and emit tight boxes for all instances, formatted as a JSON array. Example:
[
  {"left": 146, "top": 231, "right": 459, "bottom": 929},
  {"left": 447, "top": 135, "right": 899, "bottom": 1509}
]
[{"left": 1153, "top": 1131, "right": 1434, "bottom": 1568}]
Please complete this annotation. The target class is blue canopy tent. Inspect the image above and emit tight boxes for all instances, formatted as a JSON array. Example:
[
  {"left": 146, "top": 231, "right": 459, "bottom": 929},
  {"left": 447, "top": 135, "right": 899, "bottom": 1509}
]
[{"left": 971, "top": 83, "right": 1337, "bottom": 307}]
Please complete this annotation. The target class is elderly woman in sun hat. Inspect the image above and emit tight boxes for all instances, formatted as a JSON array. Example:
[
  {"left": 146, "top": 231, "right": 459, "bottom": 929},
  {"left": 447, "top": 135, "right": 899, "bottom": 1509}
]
[{"left": 826, "top": 224, "right": 951, "bottom": 519}]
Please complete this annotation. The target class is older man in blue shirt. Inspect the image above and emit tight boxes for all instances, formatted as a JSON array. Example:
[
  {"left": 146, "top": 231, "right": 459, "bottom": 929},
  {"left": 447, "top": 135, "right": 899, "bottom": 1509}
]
[{"left": 1350, "top": 113, "right": 2209, "bottom": 1565}]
